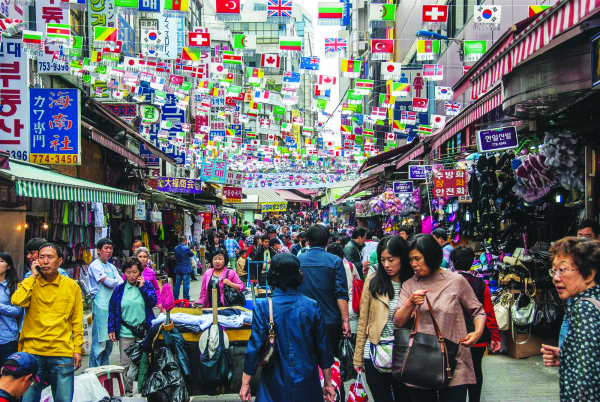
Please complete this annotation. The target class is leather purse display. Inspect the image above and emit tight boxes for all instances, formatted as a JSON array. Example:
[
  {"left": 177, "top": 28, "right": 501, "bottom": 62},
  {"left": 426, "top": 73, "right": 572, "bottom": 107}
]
[
  {"left": 257, "top": 297, "right": 277, "bottom": 368},
  {"left": 392, "top": 297, "right": 459, "bottom": 390},
  {"left": 493, "top": 292, "right": 513, "bottom": 331}
]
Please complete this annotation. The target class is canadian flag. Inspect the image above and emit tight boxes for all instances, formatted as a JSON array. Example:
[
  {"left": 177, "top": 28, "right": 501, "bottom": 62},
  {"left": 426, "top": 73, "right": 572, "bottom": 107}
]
[
  {"left": 188, "top": 32, "right": 210, "bottom": 47},
  {"left": 261, "top": 53, "right": 280, "bottom": 68},
  {"left": 386, "top": 132, "right": 396, "bottom": 142},
  {"left": 267, "top": 133, "right": 276, "bottom": 141},
  {"left": 422, "top": 5, "right": 448, "bottom": 22},
  {"left": 318, "top": 75, "right": 337, "bottom": 85}
]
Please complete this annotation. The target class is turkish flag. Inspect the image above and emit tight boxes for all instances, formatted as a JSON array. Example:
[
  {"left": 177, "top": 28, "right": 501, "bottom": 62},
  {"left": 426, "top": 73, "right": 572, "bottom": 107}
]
[
  {"left": 225, "top": 97, "right": 238, "bottom": 106},
  {"left": 216, "top": 0, "right": 240, "bottom": 13},
  {"left": 371, "top": 39, "right": 394, "bottom": 54},
  {"left": 412, "top": 97, "right": 429, "bottom": 109},
  {"left": 422, "top": 5, "right": 448, "bottom": 22},
  {"left": 169, "top": 74, "right": 184, "bottom": 85}
]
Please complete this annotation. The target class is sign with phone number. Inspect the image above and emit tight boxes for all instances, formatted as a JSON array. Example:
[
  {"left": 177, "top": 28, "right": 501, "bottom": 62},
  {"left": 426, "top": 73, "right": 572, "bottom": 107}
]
[
  {"left": 37, "top": 60, "right": 70, "bottom": 74},
  {"left": 30, "top": 154, "right": 79, "bottom": 164}
]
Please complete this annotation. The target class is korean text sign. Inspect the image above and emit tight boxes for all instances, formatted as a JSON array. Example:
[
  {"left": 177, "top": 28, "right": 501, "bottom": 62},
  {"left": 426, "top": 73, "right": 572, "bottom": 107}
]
[
  {"left": 0, "top": 39, "right": 29, "bottom": 161},
  {"left": 408, "top": 165, "right": 433, "bottom": 180},
  {"left": 157, "top": 177, "right": 202, "bottom": 193},
  {"left": 433, "top": 169, "right": 469, "bottom": 198},
  {"left": 223, "top": 186, "right": 242, "bottom": 203},
  {"left": 261, "top": 202, "right": 287, "bottom": 212},
  {"left": 476, "top": 126, "right": 518, "bottom": 153},
  {"left": 30, "top": 88, "right": 81, "bottom": 165},
  {"left": 201, "top": 160, "right": 227, "bottom": 184},
  {"left": 393, "top": 181, "right": 414, "bottom": 194}
]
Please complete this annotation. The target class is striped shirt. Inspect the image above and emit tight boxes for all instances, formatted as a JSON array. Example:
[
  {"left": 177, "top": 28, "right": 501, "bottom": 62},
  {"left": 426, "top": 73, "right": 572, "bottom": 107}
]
[{"left": 364, "top": 280, "right": 402, "bottom": 359}]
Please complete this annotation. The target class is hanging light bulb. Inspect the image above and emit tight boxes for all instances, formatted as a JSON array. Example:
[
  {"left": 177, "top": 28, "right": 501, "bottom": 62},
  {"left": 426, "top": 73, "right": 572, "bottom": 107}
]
[
  {"left": 16, "top": 225, "right": 22, "bottom": 231},
  {"left": 465, "top": 210, "right": 471, "bottom": 222},
  {"left": 23, "top": 223, "right": 29, "bottom": 229},
  {"left": 43, "top": 223, "right": 49, "bottom": 230}
]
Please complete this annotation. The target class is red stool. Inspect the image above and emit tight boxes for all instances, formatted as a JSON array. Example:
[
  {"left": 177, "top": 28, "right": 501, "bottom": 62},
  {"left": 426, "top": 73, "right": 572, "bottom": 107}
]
[{"left": 85, "top": 365, "right": 126, "bottom": 397}]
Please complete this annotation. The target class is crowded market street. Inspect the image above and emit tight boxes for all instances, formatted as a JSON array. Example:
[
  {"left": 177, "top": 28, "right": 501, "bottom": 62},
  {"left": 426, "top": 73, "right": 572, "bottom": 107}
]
[{"left": 1, "top": 0, "right": 600, "bottom": 401}]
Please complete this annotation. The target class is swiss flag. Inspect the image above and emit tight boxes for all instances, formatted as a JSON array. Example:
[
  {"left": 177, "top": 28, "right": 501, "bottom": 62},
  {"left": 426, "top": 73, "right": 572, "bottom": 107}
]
[
  {"left": 371, "top": 39, "right": 394, "bottom": 54},
  {"left": 188, "top": 32, "right": 210, "bottom": 47},
  {"left": 216, "top": 0, "right": 240, "bottom": 13},
  {"left": 422, "top": 5, "right": 448, "bottom": 22},
  {"left": 261, "top": 53, "right": 280, "bottom": 68}
]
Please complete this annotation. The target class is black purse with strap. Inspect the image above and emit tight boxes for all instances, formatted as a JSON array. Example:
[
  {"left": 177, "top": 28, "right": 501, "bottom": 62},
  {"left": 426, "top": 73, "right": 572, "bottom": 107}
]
[{"left": 392, "top": 296, "right": 460, "bottom": 390}]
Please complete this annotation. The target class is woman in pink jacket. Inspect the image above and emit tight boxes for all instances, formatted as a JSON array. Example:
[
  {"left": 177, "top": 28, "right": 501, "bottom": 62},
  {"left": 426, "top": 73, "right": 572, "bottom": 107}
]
[{"left": 199, "top": 249, "right": 245, "bottom": 307}]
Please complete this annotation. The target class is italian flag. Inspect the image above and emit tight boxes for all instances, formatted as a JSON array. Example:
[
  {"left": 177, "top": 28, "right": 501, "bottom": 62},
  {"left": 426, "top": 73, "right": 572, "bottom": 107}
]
[
  {"left": 279, "top": 37, "right": 302, "bottom": 51},
  {"left": 22, "top": 30, "right": 42, "bottom": 45},
  {"left": 318, "top": 2, "right": 344, "bottom": 19},
  {"left": 46, "top": 23, "right": 70, "bottom": 41}
]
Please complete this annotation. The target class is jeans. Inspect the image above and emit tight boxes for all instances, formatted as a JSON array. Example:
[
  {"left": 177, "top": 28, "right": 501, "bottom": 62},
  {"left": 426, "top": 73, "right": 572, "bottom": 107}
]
[
  {"left": 89, "top": 327, "right": 113, "bottom": 368},
  {"left": 175, "top": 273, "right": 191, "bottom": 300},
  {"left": 407, "top": 384, "right": 468, "bottom": 402},
  {"left": 0, "top": 341, "right": 18, "bottom": 366},
  {"left": 22, "top": 355, "right": 74, "bottom": 402},
  {"left": 364, "top": 359, "right": 408, "bottom": 402},
  {"left": 468, "top": 347, "right": 486, "bottom": 402}
]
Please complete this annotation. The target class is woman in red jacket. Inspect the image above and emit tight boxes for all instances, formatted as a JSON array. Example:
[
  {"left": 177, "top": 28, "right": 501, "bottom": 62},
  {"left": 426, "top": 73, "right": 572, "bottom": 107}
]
[{"left": 450, "top": 246, "right": 501, "bottom": 402}]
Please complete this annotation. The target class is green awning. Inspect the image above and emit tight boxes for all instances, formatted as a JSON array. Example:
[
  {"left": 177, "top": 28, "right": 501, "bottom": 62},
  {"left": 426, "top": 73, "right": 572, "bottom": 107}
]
[{"left": 0, "top": 159, "right": 138, "bottom": 205}]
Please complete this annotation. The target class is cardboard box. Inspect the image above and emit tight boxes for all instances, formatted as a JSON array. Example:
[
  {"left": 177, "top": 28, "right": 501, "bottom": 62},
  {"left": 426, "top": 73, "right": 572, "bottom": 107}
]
[{"left": 504, "top": 327, "right": 558, "bottom": 359}]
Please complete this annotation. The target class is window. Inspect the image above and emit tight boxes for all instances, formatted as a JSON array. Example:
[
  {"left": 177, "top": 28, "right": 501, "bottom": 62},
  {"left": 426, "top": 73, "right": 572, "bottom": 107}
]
[{"left": 253, "top": 3, "right": 266, "bottom": 11}]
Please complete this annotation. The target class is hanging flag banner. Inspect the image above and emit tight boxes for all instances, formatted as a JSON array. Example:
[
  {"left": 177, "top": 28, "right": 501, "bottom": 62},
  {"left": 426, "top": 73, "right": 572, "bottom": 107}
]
[
  {"left": 341, "top": 59, "right": 361, "bottom": 78},
  {"left": 445, "top": 101, "right": 462, "bottom": 116},
  {"left": 157, "top": 177, "right": 202, "bottom": 193},
  {"left": 474, "top": 5, "right": 501, "bottom": 30},
  {"left": 529, "top": 5, "right": 550, "bottom": 17},
  {"left": 416, "top": 40, "right": 440, "bottom": 61},
  {"left": 371, "top": 39, "right": 394, "bottom": 60},
  {"left": 381, "top": 62, "right": 402, "bottom": 80},
  {"left": 223, "top": 186, "right": 242, "bottom": 203},
  {"left": 233, "top": 34, "right": 256, "bottom": 55},
  {"left": 422, "top": 4, "right": 448, "bottom": 30},
  {"left": 300, "top": 56, "right": 320, "bottom": 74},
  {"left": 422, "top": 64, "right": 443, "bottom": 81},
  {"left": 435, "top": 86, "right": 453, "bottom": 100},
  {"left": 267, "top": 0, "right": 293, "bottom": 23},
  {"left": 215, "top": 0, "right": 241, "bottom": 21},
  {"left": 431, "top": 114, "right": 446, "bottom": 129},
  {"left": 0, "top": 39, "right": 30, "bottom": 162},
  {"left": 463, "top": 40, "right": 488, "bottom": 62},
  {"left": 279, "top": 36, "right": 302, "bottom": 57},
  {"left": 318, "top": 2, "right": 344, "bottom": 26},
  {"left": 324, "top": 37, "right": 347, "bottom": 57},
  {"left": 369, "top": 3, "right": 395, "bottom": 27},
  {"left": 29, "top": 88, "right": 81, "bottom": 165},
  {"left": 200, "top": 159, "right": 227, "bottom": 184}
]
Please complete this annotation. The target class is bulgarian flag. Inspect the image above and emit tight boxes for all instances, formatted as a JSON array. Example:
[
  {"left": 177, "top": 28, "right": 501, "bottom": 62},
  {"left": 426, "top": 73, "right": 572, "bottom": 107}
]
[
  {"left": 165, "top": 0, "right": 189, "bottom": 12},
  {"left": 279, "top": 36, "right": 302, "bottom": 52},
  {"left": 22, "top": 30, "right": 42, "bottom": 45},
  {"left": 318, "top": 2, "right": 344, "bottom": 25},
  {"left": 182, "top": 47, "right": 201, "bottom": 61},
  {"left": 46, "top": 23, "right": 70, "bottom": 43}
]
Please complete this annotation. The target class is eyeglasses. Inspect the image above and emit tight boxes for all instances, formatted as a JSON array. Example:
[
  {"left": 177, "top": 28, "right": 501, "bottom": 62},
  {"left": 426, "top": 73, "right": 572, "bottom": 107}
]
[{"left": 549, "top": 268, "right": 579, "bottom": 277}]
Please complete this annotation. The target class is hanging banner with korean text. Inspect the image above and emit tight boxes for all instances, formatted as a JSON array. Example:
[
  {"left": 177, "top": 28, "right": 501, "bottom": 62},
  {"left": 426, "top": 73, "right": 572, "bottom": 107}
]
[
  {"left": 29, "top": 88, "right": 81, "bottom": 165},
  {"left": 223, "top": 186, "right": 242, "bottom": 203},
  {"left": 476, "top": 126, "right": 518, "bottom": 153},
  {"left": 433, "top": 170, "right": 468, "bottom": 198},
  {"left": 157, "top": 177, "right": 202, "bottom": 193},
  {"left": 200, "top": 159, "right": 227, "bottom": 184},
  {"left": 261, "top": 202, "right": 287, "bottom": 212},
  {"left": 0, "top": 39, "right": 30, "bottom": 162},
  {"left": 226, "top": 170, "right": 243, "bottom": 186}
]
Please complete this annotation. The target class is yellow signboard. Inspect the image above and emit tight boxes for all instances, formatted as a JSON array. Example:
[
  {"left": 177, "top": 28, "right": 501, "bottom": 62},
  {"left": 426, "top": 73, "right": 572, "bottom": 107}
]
[{"left": 261, "top": 202, "right": 287, "bottom": 212}]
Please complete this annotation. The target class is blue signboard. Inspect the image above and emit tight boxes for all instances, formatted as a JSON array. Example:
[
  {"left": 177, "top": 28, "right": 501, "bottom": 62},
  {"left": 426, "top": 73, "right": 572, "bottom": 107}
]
[
  {"left": 394, "top": 101, "right": 429, "bottom": 142},
  {"left": 408, "top": 165, "right": 433, "bottom": 180},
  {"left": 476, "top": 126, "right": 518, "bottom": 153},
  {"left": 200, "top": 159, "right": 227, "bottom": 184},
  {"left": 118, "top": 16, "right": 136, "bottom": 57},
  {"left": 393, "top": 181, "right": 414, "bottom": 194},
  {"left": 138, "top": 0, "right": 159, "bottom": 12},
  {"left": 30, "top": 88, "right": 81, "bottom": 165},
  {"left": 340, "top": 0, "right": 351, "bottom": 26},
  {"left": 140, "top": 94, "right": 186, "bottom": 166}
]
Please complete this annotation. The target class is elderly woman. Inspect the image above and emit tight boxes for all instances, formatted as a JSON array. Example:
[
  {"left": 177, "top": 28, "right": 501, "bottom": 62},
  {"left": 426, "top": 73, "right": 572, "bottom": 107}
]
[
  {"left": 239, "top": 253, "right": 336, "bottom": 402},
  {"left": 541, "top": 237, "right": 600, "bottom": 401},
  {"left": 132, "top": 247, "right": 160, "bottom": 295},
  {"left": 393, "top": 234, "right": 486, "bottom": 402}
]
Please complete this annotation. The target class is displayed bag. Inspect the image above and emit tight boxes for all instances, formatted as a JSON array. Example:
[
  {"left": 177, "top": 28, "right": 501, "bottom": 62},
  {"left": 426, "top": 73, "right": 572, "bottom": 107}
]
[
  {"left": 352, "top": 278, "right": 364, "bottom": 314},
  {"left": 236, "top": 256, "right": 248, "bottom": 277},
  {"left": 348, "top": 373, "right": 369, "bottom": 402},
  {"left": 511, "top": 292, "right": 536, "bottom": 326},
  {"left": 369, "top": 336, "right": 394, "bottom": 374},
  {"left": 198, "top": 325, "right": 231, "bottom": 388},
  {"left": 532, "top": 290, "right": 564, "bottom": 338},
  {"left": 150, "top": 204, "right": 162, "bottom": 223},
  {"left": 135, "top": 200, "right": 146, "bottom": 221},
  {"left": 121, "top": 318, "right": 148, "bottom": 340},
  {"left": 143, "top": 347, "right": 189, "bottom": 402},
  {"left": 392, "top": 296, "right": 459, "bottom": 390},
  {"left": 222, "top": 270, "right": 246, "bottom": 307},
  {"left": 338, "top": 336, "right": 355, "bottom": 382},
  {"left": 494, "top": 292, "right": 513, "bottom": 331},
  {"left": 257, "top": 297, "right": 277, "bottom": 368},
  {"left": 319, "top": 358, "right": 342, "bottom": 402}
]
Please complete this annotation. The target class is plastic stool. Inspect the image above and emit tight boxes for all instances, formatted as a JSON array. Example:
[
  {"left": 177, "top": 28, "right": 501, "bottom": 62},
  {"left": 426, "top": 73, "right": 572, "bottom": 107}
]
[{"left": 85, "top": 365, "right": 126, "bottom": 397}]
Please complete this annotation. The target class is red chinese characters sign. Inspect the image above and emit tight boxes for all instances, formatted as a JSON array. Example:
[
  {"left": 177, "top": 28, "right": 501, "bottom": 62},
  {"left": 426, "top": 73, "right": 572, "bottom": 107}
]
[
  {"left": 433, "top": 169, "right": 468, "bottom": 198},
  {"left": 223, "top": 186, "right": 242, "bottom": 203}
]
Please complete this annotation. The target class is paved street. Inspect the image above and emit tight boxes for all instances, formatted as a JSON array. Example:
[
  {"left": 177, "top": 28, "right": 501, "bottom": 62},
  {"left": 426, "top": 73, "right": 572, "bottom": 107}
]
[{"left": 80, "top": 275, "right": 560, "bottom": 401}]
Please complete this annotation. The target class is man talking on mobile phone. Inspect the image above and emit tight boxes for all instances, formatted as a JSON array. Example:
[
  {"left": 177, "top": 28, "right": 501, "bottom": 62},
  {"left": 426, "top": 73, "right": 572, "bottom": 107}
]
[{"left": 11, "top": 243, "right": 84, "bottom": 402}]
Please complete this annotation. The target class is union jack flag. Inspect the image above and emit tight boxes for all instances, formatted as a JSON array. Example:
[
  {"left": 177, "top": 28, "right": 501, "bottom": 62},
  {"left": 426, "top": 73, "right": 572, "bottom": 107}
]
[
  {"left": 444, "top": 101, "right": 462, "bottom": 114},
  {"left": 325, "top": 38, "right": 347, "bottom": 53},
  {"left": 268, "top": 0, "right": 293, "bottom": 18}
]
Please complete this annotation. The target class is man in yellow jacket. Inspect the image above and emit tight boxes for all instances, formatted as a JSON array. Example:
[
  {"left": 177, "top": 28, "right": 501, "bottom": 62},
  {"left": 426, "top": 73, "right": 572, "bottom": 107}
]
[{"left": 11, "top": 243, "right": 83, "bottom": 402}]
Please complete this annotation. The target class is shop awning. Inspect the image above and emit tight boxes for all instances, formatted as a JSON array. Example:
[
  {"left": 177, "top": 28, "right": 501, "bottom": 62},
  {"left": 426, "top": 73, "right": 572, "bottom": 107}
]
[
  {"left": 296, "top": 189, "right": 318, "bottom": 197},
  {"left": 274, "top": 190, "right": 311, "bottom": 204},
  {"left": 470, "top": 0, "right": 600, "bottom": 99},
  {"left": 0, "top": 159, "right": 138, "bottom": 205},
  {"left": 358, "top": 138, "right": 420, "bottom": 174},
  {"left": 82, "top": 121, "right": 146, "bottom": 167},
  {"left": 343, "top": 174, "right": 381, "bottom": 199},
  {"left": 430, "top": 85, "right": 503, "bottom": 151}
]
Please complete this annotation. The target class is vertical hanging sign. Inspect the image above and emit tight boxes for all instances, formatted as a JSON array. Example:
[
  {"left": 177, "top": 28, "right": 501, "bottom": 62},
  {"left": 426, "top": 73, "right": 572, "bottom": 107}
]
[
  {"left": 0, "top": 39, "right": 30, "bottom": 161},
  {"left": 29, "top": 88, "right": 81, "bottom": 165},
  {"left": 159, "top": 16, "right": 181, "bottom": 60}
]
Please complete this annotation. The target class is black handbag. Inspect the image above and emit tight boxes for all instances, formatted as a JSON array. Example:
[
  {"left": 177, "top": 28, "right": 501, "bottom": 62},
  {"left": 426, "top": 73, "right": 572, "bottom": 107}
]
[
  {"left": 532, "top": 290, "right": 564, "bottom": 338},
  {"left": 392, "top": 296, "right": 460, "bottom": 390},
  {"left": 222, "top": 269, "right": 246, "bottom": 307},
  {"left": 121, "top": 319, "right": 148, "bottom": 339},
  {"left": 257, "top": 297, "right": 277, "bottom": 369},
  {"left": 198, "top": 325, "right": 232, "bottom": 388}
]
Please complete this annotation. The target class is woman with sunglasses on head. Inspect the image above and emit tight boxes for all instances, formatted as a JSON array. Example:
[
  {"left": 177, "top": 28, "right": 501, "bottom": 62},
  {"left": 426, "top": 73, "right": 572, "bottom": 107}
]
[{"left": 541, "top": 237, "right": 600, "bottom": 401}]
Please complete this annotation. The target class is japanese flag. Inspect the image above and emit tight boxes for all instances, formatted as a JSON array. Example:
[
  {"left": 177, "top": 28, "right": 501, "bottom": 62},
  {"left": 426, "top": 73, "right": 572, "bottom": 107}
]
[
  {"left": 381, "top": 62, "right": 402, "bottom": 79},
  {"left": 210, "top": 62, "right": 225, "bottom": 77},
  {"left": 123, "top": 57, "right": 141, "bottom": 70},
  {"left": 250, "top": 139, "right": 260, "bottom": 146},
  {"left": 431, "top": 114, "right": 446, "bottom": 129}
]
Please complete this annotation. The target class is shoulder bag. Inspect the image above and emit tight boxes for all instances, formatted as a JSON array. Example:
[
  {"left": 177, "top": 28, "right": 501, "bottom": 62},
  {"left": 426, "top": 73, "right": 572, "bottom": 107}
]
[
  {"left": 493, "top": 292, "right": 513, "bottom": 331},
  {"left": 149, "top": 203, "right": 162, "bottom": 223},
  {"left": 369, "top": 336, "right": 394, "bottom": 373},
  {"left": 198, "top": 324, "right": 231, "bottom": 388},
  {"left": 510, "top": 291, "right": 537, "bottom": 345},
  {"left": 392, "top": 296, "right": 459, "bottom": 390},
  {"left": 222, "top": 269, "right": 246, "bottom": 307},
  {"left": 257, "top": 297, "right": 277, "bottom": 368}
]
